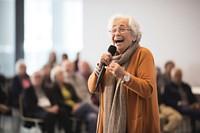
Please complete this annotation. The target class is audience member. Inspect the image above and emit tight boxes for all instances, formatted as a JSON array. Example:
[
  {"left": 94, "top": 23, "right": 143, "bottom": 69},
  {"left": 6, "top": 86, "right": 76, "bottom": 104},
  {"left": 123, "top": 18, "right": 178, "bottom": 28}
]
[
  {"left": 78, "top": 61, "right": 92, "bottom": 81},
  {"left": 156, "top": 66, "right": 182, "bottom": 133},
  {"left": 10, "top": 59, "right": 31, "bottom": 108},
  {"left": 78, "top": 61, "right": 99, "bottom": 106},
  {"left": 47, "top": 51, "right": 57, "bottom": 68},
  {"left": 157, "top": 61, "right": 175, "bottom": 91},
  {"left": 41, "top": 64, "right": 53, "bottom": 89},
  {"left": 0, "top": 84, "right": 8, "bottom": 113},
  {"left": 163, "top": 67, "right": 200, "bottom": 132},
  {"left": 0, "top": 71, "right": 6, "bottom": 89},
  {"left": 24, "top": 71, "right": 71, "bottom": 133},
  {"left": 61, "top": 53, "right": 68, "bottom": 62},
  {"left": 74, "top": 52, "right": 80, "bottom": 72},
  {"left": 62, "top": 60, "right": 92, "bottom": 103},
  {"left": 10, "top": 59, "right": 31, "bottom": 132},
  {"left": 51, "top": 66, "right": 98, "bottom": 133}
]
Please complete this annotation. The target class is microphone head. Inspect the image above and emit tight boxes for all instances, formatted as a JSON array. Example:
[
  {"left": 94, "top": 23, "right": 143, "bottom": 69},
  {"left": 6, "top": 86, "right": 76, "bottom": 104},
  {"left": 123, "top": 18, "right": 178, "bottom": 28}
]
[{"left": 107, "top": 45, "right": 116, "bottom": 56}]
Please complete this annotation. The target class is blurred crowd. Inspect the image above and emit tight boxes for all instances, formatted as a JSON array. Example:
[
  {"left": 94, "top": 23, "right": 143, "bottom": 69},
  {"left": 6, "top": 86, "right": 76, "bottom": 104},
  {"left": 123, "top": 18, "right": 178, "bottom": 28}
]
[
  {"left": 1, "top": 52, "right": 200, "bottom": 133},
  {"left": 157, "top": 61, "right": 200, "bottom": 133},
  {"left": 0, "top": 51, "right": 99, "bottom": 133}
]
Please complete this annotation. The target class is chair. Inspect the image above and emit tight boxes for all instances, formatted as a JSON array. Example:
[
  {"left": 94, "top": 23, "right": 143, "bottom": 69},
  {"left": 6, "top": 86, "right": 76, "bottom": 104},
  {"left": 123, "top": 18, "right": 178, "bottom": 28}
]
[
  {"left": 0, "top": 109, "right": 12, "bottom": 132},
  {"left": 19, "top": 94, "right": 44, "bottom": 133},
  {"left": 70, "top": 117, "right": 87, "bottom": 133}
]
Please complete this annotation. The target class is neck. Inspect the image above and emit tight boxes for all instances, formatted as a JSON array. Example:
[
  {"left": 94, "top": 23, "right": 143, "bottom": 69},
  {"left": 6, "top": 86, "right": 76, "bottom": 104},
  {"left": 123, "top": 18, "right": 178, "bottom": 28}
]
[
  {"left": 57, "top": 81, "right": 64, "bottom": 87},
  {"left": 34, "top": 85, "right": 41, "bottom": 89}
]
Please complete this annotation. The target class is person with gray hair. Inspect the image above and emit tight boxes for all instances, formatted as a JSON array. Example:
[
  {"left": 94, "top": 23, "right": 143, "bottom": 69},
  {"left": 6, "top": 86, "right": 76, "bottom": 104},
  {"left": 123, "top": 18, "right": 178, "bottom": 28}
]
[
  {"left": 88, "top": 14, "right": 160, "bottom": 133},
  {"left": 61, "top": 60, "right": 92, "bottom": 104},
  {"left": 164, "top": 67, "right": 200, "bottom": 132},
  {"left": 51, "top": 66, "right": 98, "bottom": 133},
  {"left": 10, "top": 59, "right": 31, "bottom": 132}
]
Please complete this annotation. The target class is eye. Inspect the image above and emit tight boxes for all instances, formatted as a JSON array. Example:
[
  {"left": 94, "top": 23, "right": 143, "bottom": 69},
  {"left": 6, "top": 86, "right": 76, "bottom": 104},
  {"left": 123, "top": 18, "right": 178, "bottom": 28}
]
[{"left": 119, "top": 28, "right": 126, "bottom": 32}]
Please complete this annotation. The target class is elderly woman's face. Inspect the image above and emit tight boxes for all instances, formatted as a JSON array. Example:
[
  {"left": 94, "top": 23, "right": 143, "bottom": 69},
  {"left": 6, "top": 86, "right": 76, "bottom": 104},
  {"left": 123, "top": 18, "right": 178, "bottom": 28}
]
[
  {"left": 55, "top": 71, "right": 64, "bottom": 83},
  {"left": 111, "top": 18, "right": 134, "bottom": 54},
  {"left": 31, "top": 72, "right": 42, "bottom": 87},
  {"left": 19, "top": 64, "right": 26, "bottom": 75},
  {"left": 64, "top": 62, "right": 74, "bottom": 74}
]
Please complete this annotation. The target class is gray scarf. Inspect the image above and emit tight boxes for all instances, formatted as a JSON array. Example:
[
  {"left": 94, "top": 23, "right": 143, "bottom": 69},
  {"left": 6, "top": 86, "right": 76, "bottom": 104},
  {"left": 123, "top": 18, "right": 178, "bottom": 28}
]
[{"left": 103, "top": 42, "right": 139, "bottom": 133}]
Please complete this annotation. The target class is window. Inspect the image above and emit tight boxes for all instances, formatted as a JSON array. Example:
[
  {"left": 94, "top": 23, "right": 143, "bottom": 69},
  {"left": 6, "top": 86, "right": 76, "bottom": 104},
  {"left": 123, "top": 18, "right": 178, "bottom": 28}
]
[
  {"left": 0, "top": 0, "right": 15, "bottom": 77},
  {"left": 24, "top": 0, "right": 83, "bottom": 74}
]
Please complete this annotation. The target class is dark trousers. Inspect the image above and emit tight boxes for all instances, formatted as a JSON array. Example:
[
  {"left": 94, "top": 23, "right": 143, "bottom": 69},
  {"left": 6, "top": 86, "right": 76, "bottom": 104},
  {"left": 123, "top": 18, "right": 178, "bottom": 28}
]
[
  {"left": 73, "top": 102, "right": 98, "bottom": 133},
  {"left": 180, "top": 107, "right": 200, "bottom": 132},
  {"left": 26, "top": 108, "right": 71, "bottom": 133}
]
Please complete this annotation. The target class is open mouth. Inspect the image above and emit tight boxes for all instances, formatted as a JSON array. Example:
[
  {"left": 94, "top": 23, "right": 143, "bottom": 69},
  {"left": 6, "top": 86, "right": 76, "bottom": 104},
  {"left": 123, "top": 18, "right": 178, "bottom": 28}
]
[{"left": 115, "top": 38, "right": 124, "bottom": 45}]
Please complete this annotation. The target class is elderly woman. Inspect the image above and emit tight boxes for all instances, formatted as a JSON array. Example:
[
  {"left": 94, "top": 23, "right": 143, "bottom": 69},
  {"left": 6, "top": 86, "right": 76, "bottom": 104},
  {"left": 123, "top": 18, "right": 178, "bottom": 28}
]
[
  {"left": 51, "top": 66, "right": 98, "bottom": 133},
  {"left": 88, "top": 14, "right": 160, "bottom": 133},
  {"left": 10, "top": 59, "right": 31, "bottom": 108},
  {"left": 10, "top": 59, "right": 31, "bottom": 132},
  {"left": 62, "top": 60, "right": 92, "bottom": 103}
]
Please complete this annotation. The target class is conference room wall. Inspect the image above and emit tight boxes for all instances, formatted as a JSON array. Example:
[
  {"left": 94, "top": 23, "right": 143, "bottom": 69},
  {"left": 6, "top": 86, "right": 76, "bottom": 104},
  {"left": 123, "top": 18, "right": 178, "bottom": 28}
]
[{"left": 82, "top": 0, "right": 200, "bottom": 86}]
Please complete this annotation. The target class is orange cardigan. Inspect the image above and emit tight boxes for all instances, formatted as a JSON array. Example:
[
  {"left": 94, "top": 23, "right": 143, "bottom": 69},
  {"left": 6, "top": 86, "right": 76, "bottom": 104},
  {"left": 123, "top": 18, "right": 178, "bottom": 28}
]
[{"left": 88, "top": 46, "right": 160, "bottom": 133}]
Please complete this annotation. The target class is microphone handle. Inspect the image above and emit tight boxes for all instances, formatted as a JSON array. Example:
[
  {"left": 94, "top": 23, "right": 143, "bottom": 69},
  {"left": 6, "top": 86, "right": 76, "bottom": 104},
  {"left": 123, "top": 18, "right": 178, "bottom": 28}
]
[{"left": 95, "top": 65, "right": 106, "bottom": 89}]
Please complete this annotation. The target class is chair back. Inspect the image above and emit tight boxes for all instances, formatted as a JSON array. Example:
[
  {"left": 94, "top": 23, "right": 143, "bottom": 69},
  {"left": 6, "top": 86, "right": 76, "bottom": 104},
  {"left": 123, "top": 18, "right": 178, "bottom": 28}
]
[{"left": 19, "top": 94, "right": 43, "bottom": 123}]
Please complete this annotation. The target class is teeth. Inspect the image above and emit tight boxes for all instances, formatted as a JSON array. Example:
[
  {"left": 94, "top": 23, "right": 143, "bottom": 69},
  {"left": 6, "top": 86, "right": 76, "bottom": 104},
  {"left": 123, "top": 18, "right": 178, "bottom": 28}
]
[{"left": 115, "top": 39, "right": 124, "bottom": 43}]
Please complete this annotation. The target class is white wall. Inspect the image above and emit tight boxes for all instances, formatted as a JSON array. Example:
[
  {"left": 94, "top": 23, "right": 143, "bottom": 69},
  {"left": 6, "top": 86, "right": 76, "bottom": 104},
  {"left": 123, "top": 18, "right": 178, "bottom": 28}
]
[{"left": 82, "top": 0, "right": 200, "bottom": 86}]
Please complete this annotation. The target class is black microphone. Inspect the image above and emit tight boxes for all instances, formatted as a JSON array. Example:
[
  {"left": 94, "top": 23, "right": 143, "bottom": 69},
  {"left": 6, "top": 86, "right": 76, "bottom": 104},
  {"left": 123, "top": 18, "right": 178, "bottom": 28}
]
[{"left": 95, "top": 45, "right": 116, "bottom": 89}]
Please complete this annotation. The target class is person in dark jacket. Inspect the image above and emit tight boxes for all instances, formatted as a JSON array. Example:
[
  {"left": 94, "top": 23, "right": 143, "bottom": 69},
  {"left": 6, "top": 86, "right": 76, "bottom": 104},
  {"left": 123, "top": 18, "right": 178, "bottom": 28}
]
[
  {"left": 10, "top": 59, "right": 31, "bottom": 108},
  {"left": 0, "top": 83, "right": 8, "bottom": 113},
  {"left": 163, "top": 67, "right": 200, "bottom": 132},
  {"left": 24, "top": 71, "right": 71, "bottom": 133},
  {"left": 10, "top": 59, "right": 31, "bottom": 132},
  {"left": 51, "top": 66, "right": 98, "bottom": 133}
]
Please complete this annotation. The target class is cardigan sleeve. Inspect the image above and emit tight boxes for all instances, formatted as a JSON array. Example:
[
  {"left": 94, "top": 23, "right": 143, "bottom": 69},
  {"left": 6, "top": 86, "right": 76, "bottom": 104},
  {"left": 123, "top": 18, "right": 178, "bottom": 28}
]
[
  {"left": 123, "top": 48, "right": 156, "bottom": 99},
  {"left": 88, "top": 72, "right": 98, "bottom": 93}
]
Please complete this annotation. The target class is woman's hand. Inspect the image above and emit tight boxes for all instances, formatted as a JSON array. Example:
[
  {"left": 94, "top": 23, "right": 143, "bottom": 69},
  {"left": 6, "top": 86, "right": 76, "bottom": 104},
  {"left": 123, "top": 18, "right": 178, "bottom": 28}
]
[
  {"left": 99, "top": 53, "right": 112, "bottom": 68},
  {"left": 106, "top": 61, "right": 127, "bottom": 79},
  {"left": 72, "top": 103, "right": 80, "bottom": 113},
  {"left": 0, "top": 104, "right": 9, "bottom": 113},
  {"left": 46, "top": 105, "right": 59, "bottom": 114}
]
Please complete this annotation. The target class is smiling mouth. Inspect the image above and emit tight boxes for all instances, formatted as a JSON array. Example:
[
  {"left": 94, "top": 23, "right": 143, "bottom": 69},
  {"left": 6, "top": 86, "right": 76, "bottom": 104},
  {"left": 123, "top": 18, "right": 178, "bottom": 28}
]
[{"left": 115, "top": 39, "right": 124, "bottom": 45}]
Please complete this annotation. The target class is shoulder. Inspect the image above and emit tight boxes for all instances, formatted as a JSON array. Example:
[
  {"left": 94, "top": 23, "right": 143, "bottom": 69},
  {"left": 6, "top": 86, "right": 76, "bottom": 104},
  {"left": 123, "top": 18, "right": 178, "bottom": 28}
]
[
  {"left": 182, "top": 82, "right": 191, "bottom": 89},
  {"left": 64, "top": 82, "right": 75, "bottom": 90},
  {"left": 52, "top": 83, "right": 60, "bottom": 91},
  {"left": 136, "top": 46, "right": 153, "bottom": 58},
  {"left": 165, "top": 82, "right": 174, "bottom": 89},
  {"left": 12, "top": 75, "right": 19, "bottom": 81},
  {"left": 131, "top": 46, "right": 154, "bottom": 64},
  {"left": 24, "top": 86, "right": 34, "bottom": 96},
  {"left": 137, "top": 46, "right": 153, "bottom": 55},
  {"left": 132, "top": 46, "right": 154, "bottom": 61}
]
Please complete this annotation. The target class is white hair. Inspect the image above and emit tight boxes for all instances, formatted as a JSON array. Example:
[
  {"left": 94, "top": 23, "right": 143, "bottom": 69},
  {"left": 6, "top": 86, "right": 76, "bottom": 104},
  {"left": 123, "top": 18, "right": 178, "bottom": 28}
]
[
  {"left": 15, "top": 59, "right": 26, "bottom": 75},
  {"left": 50, "top": 65, "right": 63, "bottom": 82},
  {"left": 108, "top": 14, "right": 142, "bottom": 43}
]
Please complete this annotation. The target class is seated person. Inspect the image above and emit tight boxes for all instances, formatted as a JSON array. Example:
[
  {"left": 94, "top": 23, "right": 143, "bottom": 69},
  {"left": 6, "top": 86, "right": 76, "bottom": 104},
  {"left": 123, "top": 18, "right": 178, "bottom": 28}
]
[
  {"left": 10, "top": 59, "right": 31, "bottom": 132},
  {"left": 51, "top": 66, "right": 98, "bottom": 133},
  {"left": 62, "top": 60, "right": 92, "bottom": 104},
  {"left": 24, "top": 71, "right": 71, "bottom": 133},
  {"left": 0, "top": 85, "right": 8, "bottom": 113},
  {"left": 163, "top": 67, "right": 200, "bottom": 132},
  {"left": 156, "top": 64, "right": 183, "bottom": 133},
  {"left": 41, "top": 64, "right": 53, "bottom": 89},
  {"left": 10, "top": 59, "right": 31, "bottom": 109},
  {"left": 158, "top": 87, "right": 182, "bottom": 133}
]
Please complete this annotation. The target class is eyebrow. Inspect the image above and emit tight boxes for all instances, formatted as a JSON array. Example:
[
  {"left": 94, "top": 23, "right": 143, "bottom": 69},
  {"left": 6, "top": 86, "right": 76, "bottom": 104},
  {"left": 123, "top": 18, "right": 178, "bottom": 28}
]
[{"left": 112, "top": 24, "right": 127, "bottom": 28}]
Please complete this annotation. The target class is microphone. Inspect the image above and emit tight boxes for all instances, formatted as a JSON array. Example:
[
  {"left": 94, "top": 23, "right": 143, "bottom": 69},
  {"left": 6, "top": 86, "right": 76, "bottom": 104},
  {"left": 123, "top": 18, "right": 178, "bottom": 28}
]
[{"left": 95, "top": 45, "right": 116, "bottom": 89}]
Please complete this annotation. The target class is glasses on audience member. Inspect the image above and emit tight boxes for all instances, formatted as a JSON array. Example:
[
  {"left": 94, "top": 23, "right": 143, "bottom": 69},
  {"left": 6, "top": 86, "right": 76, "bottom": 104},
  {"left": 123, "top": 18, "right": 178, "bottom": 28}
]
[{"left": 109, "top": 26, "right": 133, "bottom": 34}]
